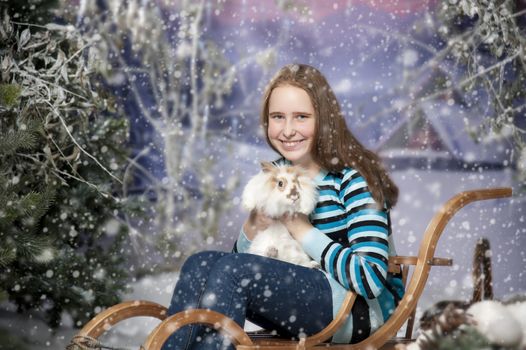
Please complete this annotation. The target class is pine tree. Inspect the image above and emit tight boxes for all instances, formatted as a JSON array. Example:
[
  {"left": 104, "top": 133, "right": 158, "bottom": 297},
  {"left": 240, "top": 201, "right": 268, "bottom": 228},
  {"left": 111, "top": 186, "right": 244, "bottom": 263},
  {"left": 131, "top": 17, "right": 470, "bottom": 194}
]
[
  {"left": 0, "top": 12, "right": 133, "bottom": 329},
  {"left": 0, "top": 0, "right": 59, "bottom": 25}
]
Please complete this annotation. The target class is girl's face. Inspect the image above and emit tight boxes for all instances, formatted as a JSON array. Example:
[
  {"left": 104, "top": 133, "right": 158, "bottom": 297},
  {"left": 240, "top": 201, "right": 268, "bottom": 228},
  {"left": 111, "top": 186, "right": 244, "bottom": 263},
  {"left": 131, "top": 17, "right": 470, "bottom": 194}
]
[{"left": 267, "top": 85, "right": 317, "bottom": 169}]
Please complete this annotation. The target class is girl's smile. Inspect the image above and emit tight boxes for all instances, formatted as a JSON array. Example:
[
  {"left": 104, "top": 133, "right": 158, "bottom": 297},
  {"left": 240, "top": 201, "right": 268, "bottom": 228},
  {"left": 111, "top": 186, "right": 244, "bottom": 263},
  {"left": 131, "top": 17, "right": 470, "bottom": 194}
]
[{"left": 280, "top": 139, "right": 306, "bottom": 150}]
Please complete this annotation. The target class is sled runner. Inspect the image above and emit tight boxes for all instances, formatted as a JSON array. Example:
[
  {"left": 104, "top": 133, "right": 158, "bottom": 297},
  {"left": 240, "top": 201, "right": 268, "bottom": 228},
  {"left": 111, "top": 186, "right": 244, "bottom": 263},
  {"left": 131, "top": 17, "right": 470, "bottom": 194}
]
[{"left": 69, "top": 187, "right": 512, "bottom": 350}]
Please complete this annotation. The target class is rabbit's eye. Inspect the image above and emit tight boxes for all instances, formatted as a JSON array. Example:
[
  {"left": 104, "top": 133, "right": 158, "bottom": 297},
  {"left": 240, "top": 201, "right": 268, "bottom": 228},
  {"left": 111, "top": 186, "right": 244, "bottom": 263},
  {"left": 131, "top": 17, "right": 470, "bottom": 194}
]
[{"left": 278, "top": 180, "right": 284, "bottom": 188}]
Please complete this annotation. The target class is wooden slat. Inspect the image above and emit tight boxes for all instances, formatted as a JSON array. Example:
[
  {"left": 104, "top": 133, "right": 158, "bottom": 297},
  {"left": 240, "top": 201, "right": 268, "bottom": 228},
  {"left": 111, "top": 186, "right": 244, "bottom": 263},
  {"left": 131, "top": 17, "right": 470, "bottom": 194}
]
[
  {"left": 389, "top": 256, "right": 452, "bottom": 266},
  {"left": 77, "top": 300, "right": 167, "bottom": 339},
  {"left": 142, "top": 309, "right": 253, "bottom": 350}
]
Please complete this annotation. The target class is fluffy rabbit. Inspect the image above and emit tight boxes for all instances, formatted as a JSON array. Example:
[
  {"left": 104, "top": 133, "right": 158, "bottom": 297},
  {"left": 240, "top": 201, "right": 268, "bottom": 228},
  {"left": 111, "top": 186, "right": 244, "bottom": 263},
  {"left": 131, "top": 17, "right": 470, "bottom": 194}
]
[{"left": 242, "top": 162, "right": 319, "bottom": 268}]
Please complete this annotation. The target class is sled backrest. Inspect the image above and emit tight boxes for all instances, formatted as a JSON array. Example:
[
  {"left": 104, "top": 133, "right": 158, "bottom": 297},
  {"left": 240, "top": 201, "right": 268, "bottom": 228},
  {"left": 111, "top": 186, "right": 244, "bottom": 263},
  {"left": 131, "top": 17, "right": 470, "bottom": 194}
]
[{"left": 345, "top": 187, "right": 513, "bottom": 350}]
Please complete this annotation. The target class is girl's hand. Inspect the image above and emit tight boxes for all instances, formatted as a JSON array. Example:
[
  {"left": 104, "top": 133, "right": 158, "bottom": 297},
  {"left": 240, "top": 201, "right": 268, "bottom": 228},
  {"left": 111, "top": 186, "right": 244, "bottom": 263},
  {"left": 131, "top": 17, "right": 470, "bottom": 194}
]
[
  {"left": 280, "top": 213, "right": 313, "bottom": 241},
  {"left": 243, "top": 210, "right": 274, "bottom": 240}
]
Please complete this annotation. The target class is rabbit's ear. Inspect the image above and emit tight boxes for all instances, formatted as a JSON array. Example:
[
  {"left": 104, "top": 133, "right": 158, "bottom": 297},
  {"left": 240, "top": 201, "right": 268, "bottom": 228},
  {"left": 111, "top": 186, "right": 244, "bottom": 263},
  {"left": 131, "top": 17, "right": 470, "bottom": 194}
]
[
  {"left": 242, "top": 173, "right": 265, "bottom": 211},
  {"left": 261, "top": 161, "right": 275, "bottom": 173},
  {"left": 298, "top": 177, "right": 318, "bottom": 214}
]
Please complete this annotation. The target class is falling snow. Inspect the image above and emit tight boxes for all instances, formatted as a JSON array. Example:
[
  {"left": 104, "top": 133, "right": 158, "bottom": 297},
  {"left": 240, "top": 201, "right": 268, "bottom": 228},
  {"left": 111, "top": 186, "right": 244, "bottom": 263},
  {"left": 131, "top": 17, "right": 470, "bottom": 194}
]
[{"left": 1, "top": 0, "right": 525, "bottom": 349}]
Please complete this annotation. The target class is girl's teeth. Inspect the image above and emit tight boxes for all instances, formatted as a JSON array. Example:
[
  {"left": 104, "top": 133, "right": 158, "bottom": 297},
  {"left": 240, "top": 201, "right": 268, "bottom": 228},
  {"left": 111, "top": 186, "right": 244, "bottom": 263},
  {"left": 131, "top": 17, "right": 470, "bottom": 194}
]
[{"left": 284, "top": 141, "right": 300, "bottom": 146}]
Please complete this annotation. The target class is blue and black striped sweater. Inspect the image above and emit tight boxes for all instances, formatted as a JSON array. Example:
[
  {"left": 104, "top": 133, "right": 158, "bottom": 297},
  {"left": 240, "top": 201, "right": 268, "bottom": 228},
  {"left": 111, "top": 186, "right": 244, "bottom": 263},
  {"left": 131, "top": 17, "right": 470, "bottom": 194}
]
[{"left": 234, "top": 164, "right": 405, "bottom": 343}]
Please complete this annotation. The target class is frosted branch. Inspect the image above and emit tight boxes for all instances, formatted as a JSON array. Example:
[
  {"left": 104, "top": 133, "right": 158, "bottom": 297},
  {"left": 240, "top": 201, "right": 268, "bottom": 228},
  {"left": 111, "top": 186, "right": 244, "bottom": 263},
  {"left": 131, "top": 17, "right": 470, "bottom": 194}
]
[{"left": 44, "top": 100, "right": 124, "bottom": 185}]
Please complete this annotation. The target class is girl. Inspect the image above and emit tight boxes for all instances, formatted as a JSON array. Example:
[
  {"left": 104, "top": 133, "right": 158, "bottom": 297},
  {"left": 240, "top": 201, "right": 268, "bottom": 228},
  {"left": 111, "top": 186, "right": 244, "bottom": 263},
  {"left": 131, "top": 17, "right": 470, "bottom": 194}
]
[{"left": 162, "top": 64, "right": 404, "bottom": 349}]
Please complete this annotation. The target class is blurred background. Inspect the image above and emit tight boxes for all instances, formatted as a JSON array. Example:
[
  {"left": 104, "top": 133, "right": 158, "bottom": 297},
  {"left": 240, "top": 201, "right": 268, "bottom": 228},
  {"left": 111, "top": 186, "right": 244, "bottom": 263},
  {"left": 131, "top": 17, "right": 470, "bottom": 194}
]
[{"left": 0, "top": 0, "right": 525, "bottom": 348}]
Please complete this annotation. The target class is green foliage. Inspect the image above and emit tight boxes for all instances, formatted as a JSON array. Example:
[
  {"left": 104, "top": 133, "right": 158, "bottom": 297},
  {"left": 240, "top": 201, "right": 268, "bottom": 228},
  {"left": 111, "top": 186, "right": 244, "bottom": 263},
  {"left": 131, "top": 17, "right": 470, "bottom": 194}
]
[
  {"left": 0, "top": 327, "right": 29, "bottom": 350},
  {"left": 419, "top": 325, "right": 522, "bottom": 350},
  {"left": 0, "top": 0, "right": 60, "bottom": 24},
  {"left": 427, "top": 327, "right": 491, "bottom": 350},
  {"left": 0, "top": 14, "right": 133, "bottom": 328},
  {"left": 0, "top": 83, "right": 21, "bottom": 108}
]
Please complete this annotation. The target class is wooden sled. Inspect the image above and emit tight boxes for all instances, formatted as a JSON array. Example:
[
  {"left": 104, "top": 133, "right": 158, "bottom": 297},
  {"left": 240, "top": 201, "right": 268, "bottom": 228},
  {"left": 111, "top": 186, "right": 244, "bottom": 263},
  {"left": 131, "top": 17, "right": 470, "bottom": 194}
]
[{"left": 70, "top": 187, "right": 512, "bottom": 350}]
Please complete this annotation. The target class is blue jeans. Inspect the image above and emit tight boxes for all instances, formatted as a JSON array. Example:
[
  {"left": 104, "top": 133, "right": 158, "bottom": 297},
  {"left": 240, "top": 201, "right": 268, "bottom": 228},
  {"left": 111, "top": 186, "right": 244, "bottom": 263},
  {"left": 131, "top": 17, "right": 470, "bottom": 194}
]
[{"left": 162, "top": 251, "right": 333, "bottom": 350}]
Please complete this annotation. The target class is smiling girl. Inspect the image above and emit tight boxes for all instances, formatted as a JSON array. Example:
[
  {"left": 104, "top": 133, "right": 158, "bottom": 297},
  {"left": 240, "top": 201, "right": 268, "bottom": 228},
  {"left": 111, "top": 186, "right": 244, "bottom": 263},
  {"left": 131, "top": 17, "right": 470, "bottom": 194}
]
[{"left": 162, "top": 64, "right": 404, "bottom": 349}]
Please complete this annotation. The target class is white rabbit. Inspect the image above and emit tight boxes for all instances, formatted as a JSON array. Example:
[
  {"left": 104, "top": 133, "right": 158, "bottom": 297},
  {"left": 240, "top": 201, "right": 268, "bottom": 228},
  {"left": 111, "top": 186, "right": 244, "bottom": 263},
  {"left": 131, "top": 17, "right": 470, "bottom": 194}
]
[{"left": 242, "top": 161, "right": 319, "bottom": 268}]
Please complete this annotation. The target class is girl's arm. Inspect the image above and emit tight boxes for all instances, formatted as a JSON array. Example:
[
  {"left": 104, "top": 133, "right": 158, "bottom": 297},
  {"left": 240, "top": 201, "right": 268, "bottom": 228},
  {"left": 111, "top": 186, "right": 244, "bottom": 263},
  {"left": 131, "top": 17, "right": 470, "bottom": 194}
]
[
  {"left": 233, "top": 210, "right": 274, "bottom": 253},
  {"left": 298, "top": 170, "right": 389, "bottom": 298}
]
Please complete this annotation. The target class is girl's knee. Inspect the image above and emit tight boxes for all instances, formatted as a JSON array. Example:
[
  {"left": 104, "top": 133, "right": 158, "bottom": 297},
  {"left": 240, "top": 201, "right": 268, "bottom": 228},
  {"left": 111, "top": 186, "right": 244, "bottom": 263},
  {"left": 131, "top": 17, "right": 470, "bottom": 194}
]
[
  {"left": 181, "top": 250, "right": 227, "bottom": 274},
  {"left": 208, "top": 253, "right": 265, "bottom": 283}
]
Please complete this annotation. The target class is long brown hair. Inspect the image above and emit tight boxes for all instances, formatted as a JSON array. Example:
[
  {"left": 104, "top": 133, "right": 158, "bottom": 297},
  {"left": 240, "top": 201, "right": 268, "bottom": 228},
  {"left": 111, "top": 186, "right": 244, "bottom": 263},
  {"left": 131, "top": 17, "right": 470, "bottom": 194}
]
[{"left": 260, "top": 63, "right": 398, "bottom": 209}]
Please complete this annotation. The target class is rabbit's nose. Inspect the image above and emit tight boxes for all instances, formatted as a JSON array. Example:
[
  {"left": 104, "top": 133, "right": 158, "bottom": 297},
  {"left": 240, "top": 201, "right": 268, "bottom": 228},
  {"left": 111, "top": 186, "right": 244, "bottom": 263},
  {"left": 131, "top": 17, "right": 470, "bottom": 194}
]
[{"left": 288, "top": 187, "right": 299, "bottom": 201}]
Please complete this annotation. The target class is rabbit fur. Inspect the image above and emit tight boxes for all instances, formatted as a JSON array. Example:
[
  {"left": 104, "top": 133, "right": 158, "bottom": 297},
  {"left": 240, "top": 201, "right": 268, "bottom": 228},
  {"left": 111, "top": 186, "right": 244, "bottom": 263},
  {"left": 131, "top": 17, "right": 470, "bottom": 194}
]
[{"left": 242, "top": 162, "right": 319, "bottom": 268}]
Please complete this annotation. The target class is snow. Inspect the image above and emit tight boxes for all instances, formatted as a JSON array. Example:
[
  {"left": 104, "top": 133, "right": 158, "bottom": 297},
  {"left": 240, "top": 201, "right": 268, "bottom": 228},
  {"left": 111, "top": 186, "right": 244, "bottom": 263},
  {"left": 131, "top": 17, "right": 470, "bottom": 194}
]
[
  {"left": 468, "top": 301, "right": 523, "bottom": 347},
  {"left": 2, "top": 0, "right": 525, "bottom": 348},
  {"left": 0, "top": 268, "right": 261, "bottom": 349},
  {"left": 0, "top": 272, "right": 177, "bottom": 349}
]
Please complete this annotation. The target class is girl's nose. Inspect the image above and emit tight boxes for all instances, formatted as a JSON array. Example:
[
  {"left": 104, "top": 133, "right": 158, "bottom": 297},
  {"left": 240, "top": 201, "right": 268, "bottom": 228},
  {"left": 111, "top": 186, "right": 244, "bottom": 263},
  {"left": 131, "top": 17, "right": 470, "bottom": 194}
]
[{"left": 283, "top": 119, "right": 296, "bottom": 137}]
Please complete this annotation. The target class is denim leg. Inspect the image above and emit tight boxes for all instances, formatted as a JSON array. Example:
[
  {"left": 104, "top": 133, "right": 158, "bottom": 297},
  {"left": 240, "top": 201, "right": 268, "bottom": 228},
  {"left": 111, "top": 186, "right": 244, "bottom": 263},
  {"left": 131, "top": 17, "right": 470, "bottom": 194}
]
[
  {"left": 162, "top": 251, "right": 229, "bottom": 350},
  {"left": 244, "top": 259, "right": 333, "bottom": 338},
  {"left": 189, "top": 253, "right": 333, "bottom": 350}
]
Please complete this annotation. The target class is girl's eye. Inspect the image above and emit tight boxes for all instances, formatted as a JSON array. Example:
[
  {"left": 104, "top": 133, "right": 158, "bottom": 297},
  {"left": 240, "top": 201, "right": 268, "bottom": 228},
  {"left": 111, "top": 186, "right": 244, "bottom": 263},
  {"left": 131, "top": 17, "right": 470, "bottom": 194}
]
[
  {"left": 296, "top": 115, "right": 308, "bottom": 120},
  {"left": 270, "top": 114, "right": 284, "bottom": 120}
]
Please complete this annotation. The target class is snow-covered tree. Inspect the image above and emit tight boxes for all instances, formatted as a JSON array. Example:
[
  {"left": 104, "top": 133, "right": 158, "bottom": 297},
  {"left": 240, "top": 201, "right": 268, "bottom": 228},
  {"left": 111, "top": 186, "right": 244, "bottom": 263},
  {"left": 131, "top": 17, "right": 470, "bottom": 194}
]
[
  {"left": 363, "top": 0, "right": 526, "bottom": 179},
  {"left": 0, "top": 12, "right": 131, "bottom": 328},
  {"left": 437, "top": 0, "right": 526, "bottom": 181},
  {"left": 72, "top": 0, "right": 281, "bottom": 263}
]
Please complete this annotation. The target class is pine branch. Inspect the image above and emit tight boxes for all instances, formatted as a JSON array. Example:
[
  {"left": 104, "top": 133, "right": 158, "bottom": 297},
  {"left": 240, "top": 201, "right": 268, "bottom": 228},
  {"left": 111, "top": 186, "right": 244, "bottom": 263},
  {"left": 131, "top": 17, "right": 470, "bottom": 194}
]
[
  {"left": 0, "top": 246, "right": 16, "bottom": 268},
  {"left": 0, "top": 83, "right": 22, "bottom": 108},
  {"left": 0, "top": 126, "right": 40, "bottom": 155},
  {"left": 11, "top": 232, "right": 51, "bottom": 261},
  {"left": 44, "top": 99, "right": 124, "bottom": 185},
  {"left": 18, "top": 189, "right": 55, "bottom": 222}
]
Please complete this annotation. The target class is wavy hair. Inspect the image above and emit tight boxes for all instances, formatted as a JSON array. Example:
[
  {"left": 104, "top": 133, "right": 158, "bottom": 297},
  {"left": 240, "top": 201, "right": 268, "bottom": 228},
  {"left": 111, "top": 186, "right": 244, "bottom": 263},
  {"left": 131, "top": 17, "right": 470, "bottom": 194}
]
[{"left": 260, "top": 63, "right": 398, "bottom": 209}]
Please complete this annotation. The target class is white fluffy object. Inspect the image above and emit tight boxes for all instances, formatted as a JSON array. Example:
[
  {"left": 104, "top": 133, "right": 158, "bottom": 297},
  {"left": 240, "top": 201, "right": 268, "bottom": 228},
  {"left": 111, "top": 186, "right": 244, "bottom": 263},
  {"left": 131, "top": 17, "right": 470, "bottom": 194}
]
[
  {"left": 467, "top": 300, "right": 523, "bottom": 347},
  {"left": 504, "top": 301, "right": 526, "bottom": 348},
  {"left": 400, "top": 300, "right": 526, "bottom": 350},
  {"left": 242, "top": 162, "right": 318, "bottom": 268}
]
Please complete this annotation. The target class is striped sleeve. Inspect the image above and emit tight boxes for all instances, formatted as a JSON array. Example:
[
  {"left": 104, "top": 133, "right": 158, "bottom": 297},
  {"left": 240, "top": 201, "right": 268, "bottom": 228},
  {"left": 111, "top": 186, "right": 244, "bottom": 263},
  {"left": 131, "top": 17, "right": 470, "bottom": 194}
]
[{"left": 301, "top": 169, "right": 389, "bottom": 299}]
